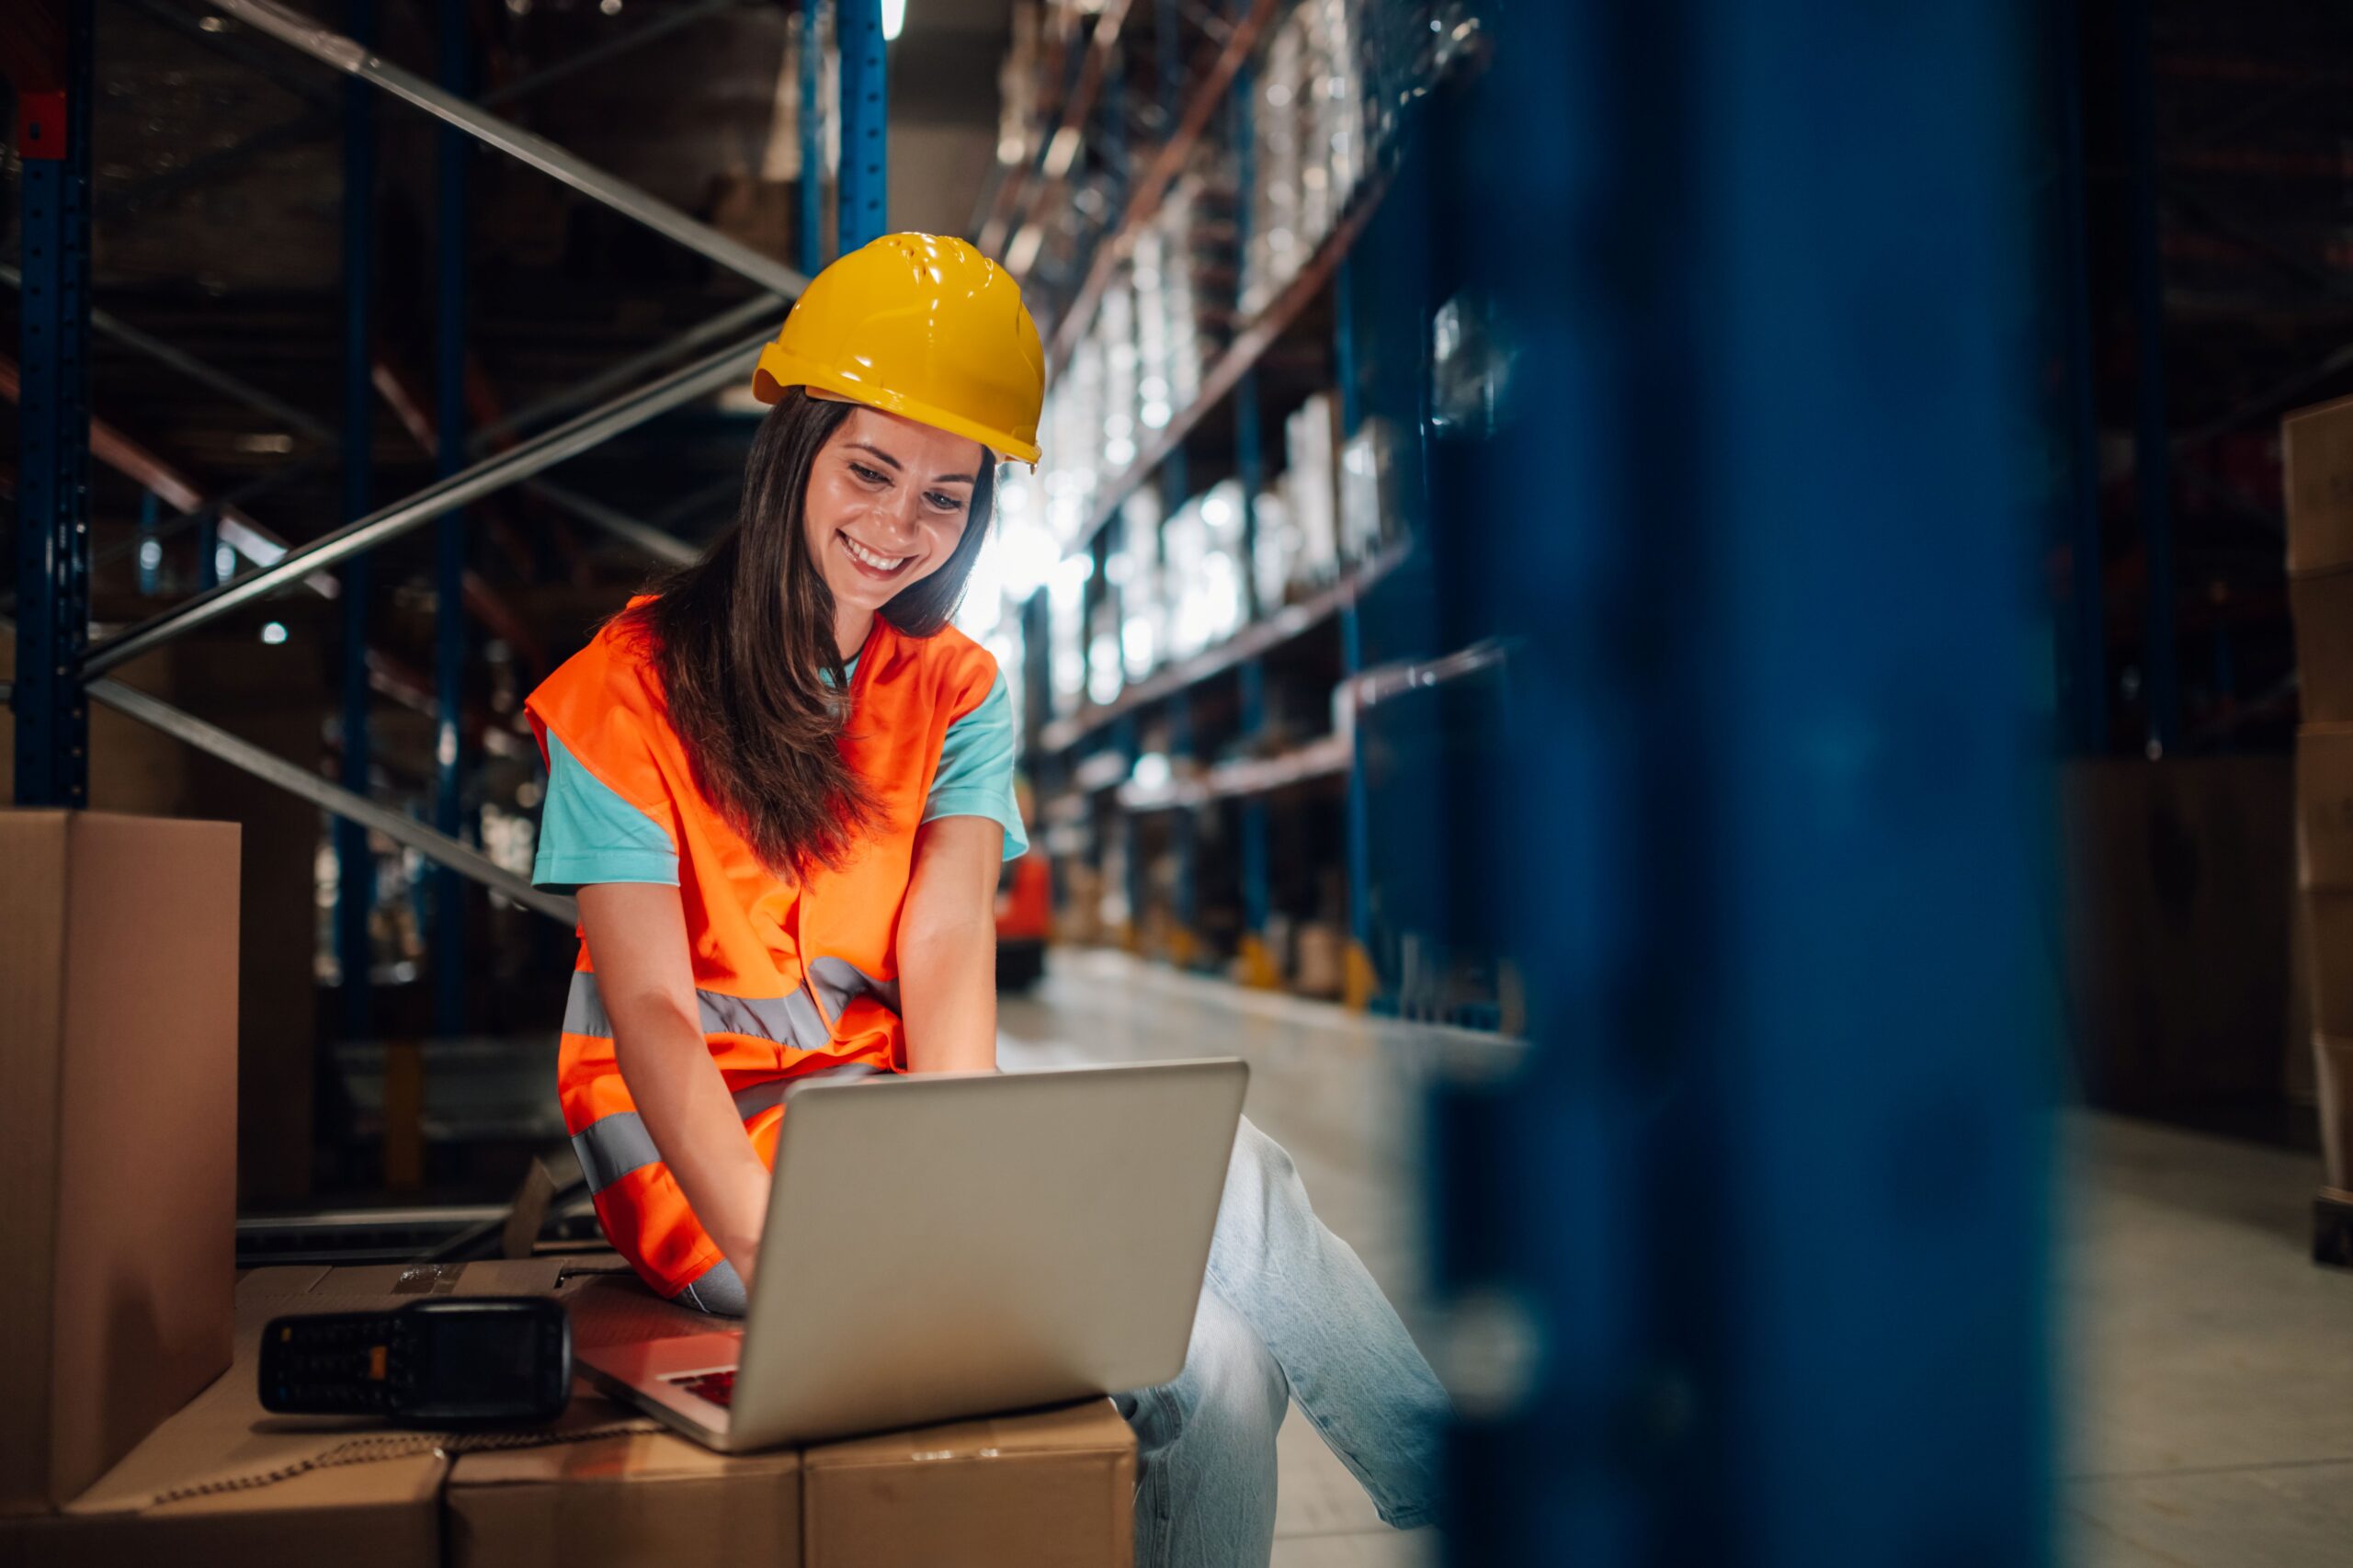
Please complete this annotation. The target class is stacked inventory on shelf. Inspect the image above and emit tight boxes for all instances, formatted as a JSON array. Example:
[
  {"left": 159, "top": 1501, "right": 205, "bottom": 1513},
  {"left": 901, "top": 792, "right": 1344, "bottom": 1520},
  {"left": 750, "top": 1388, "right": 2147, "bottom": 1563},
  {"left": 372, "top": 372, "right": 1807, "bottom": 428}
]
[
  {"left": 2284, "top": 395, "right": 2353, "bottom": 1209},
  {"left": 961, "top": 0, "right": 1488, "bottom": 1003}
]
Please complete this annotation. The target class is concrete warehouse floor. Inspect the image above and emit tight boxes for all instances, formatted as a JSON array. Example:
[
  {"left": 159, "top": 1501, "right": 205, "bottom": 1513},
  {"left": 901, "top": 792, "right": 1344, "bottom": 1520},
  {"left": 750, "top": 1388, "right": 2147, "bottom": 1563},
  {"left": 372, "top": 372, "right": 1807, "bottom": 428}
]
[{"left": 1004, "top": 952, "right": 2353, "bottom": 1568}]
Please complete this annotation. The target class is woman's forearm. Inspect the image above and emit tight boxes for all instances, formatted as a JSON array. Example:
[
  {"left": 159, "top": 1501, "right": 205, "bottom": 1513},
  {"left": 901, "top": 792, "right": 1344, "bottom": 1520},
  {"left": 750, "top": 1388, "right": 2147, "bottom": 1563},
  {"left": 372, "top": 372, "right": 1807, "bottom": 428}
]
[
  {"left": 899, "top": 816, "right": 1006, "bottom": 1074},
  {"left": 899, "top": 914, "right": 998, "bottom": 1073},
  {"left": 608, "top": 994, "right": 774, "bottom": 1281}
]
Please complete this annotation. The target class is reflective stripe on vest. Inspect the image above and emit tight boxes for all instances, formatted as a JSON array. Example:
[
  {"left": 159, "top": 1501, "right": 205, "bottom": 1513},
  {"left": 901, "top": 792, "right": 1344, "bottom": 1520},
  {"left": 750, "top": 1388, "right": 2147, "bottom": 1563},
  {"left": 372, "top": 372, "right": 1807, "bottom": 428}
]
[
  {"left": 571, "top": 1111, "right": 662, "bottom": 1194},
  {"left": 564, "top": 970, "right": 831, "bottom": 1053},
  {"left": 572, "top": 1062, "right": 890, "bottom": 1195},
  {"left": 805, "top": 954, "right": 903, "bottom": 1027}
]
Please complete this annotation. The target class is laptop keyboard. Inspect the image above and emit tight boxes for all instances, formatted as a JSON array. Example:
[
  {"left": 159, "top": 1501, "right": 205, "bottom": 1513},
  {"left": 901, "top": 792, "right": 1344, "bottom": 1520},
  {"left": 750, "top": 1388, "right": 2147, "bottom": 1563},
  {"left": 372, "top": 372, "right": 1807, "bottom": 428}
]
[{"left": 670, "top": 1369, "right": 738, "bottom": 1407}]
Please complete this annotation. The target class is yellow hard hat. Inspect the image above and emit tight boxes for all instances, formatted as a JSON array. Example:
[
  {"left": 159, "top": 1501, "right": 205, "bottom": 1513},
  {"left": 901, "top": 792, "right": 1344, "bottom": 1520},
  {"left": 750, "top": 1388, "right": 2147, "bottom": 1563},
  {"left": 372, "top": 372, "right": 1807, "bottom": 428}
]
[{"left": 752, "top": 233, "right": 1046, "bottom": 466}]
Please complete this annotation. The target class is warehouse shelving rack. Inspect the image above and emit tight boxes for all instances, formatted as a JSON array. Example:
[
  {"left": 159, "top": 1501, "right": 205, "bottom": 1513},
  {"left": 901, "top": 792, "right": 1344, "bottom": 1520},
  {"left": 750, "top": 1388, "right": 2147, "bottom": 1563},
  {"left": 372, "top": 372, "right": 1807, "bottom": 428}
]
[
  {"left": 999, "top": 0, "right": 1501, "bottom": 1017},
  {"left": 6, "top": 0, "right": 875, "bottom": 1041}
]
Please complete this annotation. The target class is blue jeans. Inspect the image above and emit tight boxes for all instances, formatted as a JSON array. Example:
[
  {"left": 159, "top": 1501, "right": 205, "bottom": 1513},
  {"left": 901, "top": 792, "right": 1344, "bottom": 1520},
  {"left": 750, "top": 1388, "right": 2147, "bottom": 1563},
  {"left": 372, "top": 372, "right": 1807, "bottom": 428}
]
[
  {"left": 1115, "top": 1115, "right": 1446, "bottom": 1567},
  {"left": 675, "top": 1116, "right": 1448, "bottom": 1567}
]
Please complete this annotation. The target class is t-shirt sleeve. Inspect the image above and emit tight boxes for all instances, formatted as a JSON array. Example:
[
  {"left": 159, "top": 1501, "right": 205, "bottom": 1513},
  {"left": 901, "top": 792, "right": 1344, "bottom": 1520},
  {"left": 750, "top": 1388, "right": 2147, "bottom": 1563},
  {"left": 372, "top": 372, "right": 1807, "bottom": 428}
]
[
  {"left": 925, "top": 671, "right": 1029, "bottom": 861},
  {"left": 532, "top": 730, "right": 680, "bottom": 892}
]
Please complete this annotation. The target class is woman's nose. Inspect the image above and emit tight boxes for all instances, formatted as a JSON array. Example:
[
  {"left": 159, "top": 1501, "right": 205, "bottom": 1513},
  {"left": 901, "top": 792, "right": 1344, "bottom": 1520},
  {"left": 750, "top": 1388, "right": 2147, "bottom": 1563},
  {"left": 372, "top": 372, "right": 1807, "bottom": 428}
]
[{"left": 870, "top": 491, "right": 923, "bottom": 540}]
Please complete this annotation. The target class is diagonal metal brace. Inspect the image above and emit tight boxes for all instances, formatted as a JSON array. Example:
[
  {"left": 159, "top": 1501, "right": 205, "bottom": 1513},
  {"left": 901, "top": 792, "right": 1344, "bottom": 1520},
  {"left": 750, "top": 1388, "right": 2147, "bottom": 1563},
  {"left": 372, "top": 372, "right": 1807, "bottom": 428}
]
[
  {"left": 85, "top": 330, "right": 764, "bottom": 675},
  {"left": 201, "top": 0, "right": 808, "bottom": 299},
  {"left": 87, "top": 676, "right": 579, "bottom": 926}
]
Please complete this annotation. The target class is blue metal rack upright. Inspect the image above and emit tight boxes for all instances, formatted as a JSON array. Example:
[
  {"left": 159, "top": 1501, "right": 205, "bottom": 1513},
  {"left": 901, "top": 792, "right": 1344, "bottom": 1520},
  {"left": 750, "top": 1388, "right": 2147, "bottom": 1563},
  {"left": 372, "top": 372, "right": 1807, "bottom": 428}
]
[
  {"left": 800, "top": 0, "right": 829, "bottom": 274},
  {"left": 11, "top": 0, "right": 94, "bottom": 809},
  {"left": 338, "top": 0, "right": 379, "bottom": 1032},
  {"left": 1428, "top": 1, "right": 2050, "bottom": 1562},
  {"left": 836, "top": 0, "right": 887, "bottom": 253}
]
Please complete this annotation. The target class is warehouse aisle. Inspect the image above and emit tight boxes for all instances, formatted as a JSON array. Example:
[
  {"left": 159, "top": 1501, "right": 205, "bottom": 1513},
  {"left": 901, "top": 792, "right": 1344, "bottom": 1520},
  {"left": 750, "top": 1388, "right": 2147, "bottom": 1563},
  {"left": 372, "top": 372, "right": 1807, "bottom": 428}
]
[
  {"left": 1010, "top": 956, "right": 2353, "bottom": 1568},
  {"left": 999, "top": 950, "right": 1509, "bottom": 1568},
  {"left": 2064, "top": 1117, "right": 2353, "bottom": 1566}
]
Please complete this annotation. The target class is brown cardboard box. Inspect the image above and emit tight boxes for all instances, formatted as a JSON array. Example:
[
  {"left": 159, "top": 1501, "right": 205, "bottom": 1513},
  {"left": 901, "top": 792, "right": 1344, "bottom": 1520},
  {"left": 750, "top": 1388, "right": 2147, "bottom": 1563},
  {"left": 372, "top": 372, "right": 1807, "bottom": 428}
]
[
  {"left": 2060, "top": 759, "right": 2298, "bottom": 1112},
  {"left": 2285, "top": 393, "right": 2353, "bottom": 574},
  {"left": 28, "top": 1258, "right": 1135, "bottom": 1568},
  {"left": 2304, "top": 892, "right": 2353, "bottom": 1040},
  {"left": 0, "top": 811, "right": 240, "bottom": 1514},
  {"left": 32, "top": 1260, "right": 595, "bottom": 1568},
  {"left": 446, "top": 1409, "right": 800, "bottom": 1568},
  {"left": 801, "top": 1400, "right": 1135, "bottom": 1568},
  {"left": 2291, "top": 568, "right": 2353, "bottom": 724},
  {"left": 2300, "top": 725, "right": 2353, "bottom": 888},
  {"left": 31, "top": 1269, "right": 478, "bottom": 1567},
  {"left": 2316, "top": 1034, "right": 2353, "bottom": 1190}
]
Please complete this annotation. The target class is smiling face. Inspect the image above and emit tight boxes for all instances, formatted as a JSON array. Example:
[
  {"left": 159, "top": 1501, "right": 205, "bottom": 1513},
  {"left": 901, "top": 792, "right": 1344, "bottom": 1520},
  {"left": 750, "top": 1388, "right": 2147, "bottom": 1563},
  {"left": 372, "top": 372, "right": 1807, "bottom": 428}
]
[{"left": 801, "top": 404, "right": 987, "bottom": 639}]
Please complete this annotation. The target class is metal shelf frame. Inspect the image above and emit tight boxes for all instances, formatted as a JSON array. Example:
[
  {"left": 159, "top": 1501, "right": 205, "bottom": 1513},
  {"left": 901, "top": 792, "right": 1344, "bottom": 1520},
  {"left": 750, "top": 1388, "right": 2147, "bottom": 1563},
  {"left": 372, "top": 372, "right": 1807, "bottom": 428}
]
[{"left": 8, "top": 0, "right": 877, "bottom": 992}]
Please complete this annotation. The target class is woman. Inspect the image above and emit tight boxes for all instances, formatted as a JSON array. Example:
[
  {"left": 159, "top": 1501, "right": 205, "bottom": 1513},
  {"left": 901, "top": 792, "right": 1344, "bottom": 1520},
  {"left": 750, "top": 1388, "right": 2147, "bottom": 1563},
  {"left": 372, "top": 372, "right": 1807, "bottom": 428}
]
[{"left": 526, "top": 233, "right": 1447, "bottom": 1567}]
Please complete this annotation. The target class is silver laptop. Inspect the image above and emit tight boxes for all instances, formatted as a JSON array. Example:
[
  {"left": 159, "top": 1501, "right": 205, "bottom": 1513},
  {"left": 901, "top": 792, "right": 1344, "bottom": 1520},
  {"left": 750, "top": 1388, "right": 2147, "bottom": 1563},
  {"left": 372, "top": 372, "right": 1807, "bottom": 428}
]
[{"left": 575, "top": 1058, "right": 1249, "bottom": 1450}]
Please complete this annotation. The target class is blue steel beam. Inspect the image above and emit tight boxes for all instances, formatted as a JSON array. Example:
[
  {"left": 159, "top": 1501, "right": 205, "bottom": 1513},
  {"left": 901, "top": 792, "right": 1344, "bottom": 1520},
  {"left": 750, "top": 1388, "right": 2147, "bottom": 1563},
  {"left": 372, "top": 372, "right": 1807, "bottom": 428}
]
[
  {"left": 1429, "top": 2, "right": 2049, "bottom": 1562},
  {"left": 1334, "top": 255, "right": 1375, "bottom": 1007},
  {"left": 339, "top": 0, "right": 379, "bottom": 1036},
  {"left": 799, "top": 0, "right": 826, "bottom": 274},
  {"left": 11, "top": 0, "right": 93, "bottom": 807},
  {"left": 435, "top": 0, "right": 471, "bottom": 1035},
  {"left": 835, "top": 0, "right": 886, "bottom": 252},
  {"left": 1230, "top": 41, "right": 1273, "bottom": 970}
]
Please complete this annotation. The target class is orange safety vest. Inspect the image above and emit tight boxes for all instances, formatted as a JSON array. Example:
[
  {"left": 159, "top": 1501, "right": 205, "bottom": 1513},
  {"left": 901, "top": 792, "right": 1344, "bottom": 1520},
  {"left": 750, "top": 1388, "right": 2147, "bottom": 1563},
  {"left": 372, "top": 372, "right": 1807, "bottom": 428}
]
[{"left": 524, "top": 599, "right": 1003, "bottom": 1298}]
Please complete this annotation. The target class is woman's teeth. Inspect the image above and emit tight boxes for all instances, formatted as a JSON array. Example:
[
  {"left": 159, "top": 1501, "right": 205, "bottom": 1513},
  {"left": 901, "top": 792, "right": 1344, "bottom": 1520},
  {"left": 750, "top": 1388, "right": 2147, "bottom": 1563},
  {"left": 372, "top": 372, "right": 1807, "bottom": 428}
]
[{"left": 841, "top": 534, "right": 910, "bottom": 573}]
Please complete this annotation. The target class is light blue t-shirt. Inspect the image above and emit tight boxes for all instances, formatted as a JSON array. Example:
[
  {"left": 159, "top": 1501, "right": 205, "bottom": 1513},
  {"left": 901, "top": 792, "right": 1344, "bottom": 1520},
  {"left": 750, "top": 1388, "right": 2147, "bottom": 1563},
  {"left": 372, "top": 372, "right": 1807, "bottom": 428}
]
[{"left": 531, "top": 657, "right": 1027, "bottom": 893}]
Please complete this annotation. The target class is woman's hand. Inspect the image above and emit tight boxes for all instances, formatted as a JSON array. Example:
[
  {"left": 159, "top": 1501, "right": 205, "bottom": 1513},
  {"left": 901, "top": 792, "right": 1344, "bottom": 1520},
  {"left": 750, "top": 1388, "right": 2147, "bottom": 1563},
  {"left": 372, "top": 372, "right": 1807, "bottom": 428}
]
[
  {"left": 899, "top": 817, "right": 1005, "bottom": 1074},
  {"left": 577, "top": 881, "right": 775, "bottom": 1292}
]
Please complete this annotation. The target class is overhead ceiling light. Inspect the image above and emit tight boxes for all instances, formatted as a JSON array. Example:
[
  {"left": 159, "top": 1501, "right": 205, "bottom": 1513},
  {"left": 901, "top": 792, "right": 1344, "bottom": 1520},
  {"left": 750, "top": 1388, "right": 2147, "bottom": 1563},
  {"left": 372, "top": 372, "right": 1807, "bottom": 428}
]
[
  {"left": 260, "top": 621, "right": 289, "bottom": 645},
  {"left": 881, "top": 0, "right": 905, "bottom": 40},
  {"left": 1005, "top": 222, "right": 1043, "bottom": 276}
]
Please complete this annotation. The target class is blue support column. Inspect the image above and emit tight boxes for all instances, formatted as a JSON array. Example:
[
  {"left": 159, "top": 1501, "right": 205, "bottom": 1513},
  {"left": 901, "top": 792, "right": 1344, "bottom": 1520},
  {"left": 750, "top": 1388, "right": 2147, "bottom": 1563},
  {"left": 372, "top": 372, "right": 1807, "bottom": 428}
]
[
  {"left": 434, "top": 0, "right": 471, "bottom": 1034},
  {"left": 11, "top": 1, "right": 94, "bottom": 808},
  {"left": 1430, "top": 3, "right": 2048, "bottom": 1562},
  {"left": 835, "top": 0, "right": 886, "bottom": 252},
  {"left": 2122, "top": 0, "right": 2177, "bottom": 755},
  {"left": 798, "top": 0, "right": 826, "bottom": 274},
  {"left": 338, "top": 0, "right": 379, "bottom": 1034},
  {"left": 1334, "top": 256, "right": 1376, "bottom": 1009},
  {"left": 1229, "top": 46, "right": 1275, "bottom": 985}
]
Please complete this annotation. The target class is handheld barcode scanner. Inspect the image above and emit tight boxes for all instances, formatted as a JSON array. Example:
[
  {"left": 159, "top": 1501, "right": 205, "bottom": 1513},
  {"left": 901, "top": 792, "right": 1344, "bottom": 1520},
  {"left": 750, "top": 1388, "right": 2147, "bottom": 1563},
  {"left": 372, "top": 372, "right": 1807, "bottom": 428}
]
[{"left": 259, "top": 1297, "right": 573, "bottom": 1426}]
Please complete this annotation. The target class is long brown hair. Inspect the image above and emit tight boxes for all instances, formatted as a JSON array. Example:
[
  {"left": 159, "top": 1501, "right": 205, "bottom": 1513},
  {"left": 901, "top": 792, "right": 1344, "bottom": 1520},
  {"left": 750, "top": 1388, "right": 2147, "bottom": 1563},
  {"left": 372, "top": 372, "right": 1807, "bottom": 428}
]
[{"left": 617, "top": 390, "right": 997, "bottom": 878}]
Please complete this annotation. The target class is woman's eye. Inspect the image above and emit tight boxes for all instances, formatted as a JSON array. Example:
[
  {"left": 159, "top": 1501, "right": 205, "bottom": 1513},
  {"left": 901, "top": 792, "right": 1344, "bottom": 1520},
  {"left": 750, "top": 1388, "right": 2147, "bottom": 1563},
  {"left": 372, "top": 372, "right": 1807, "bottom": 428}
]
[
  {"left": 926, "top": 491, "right": 965, "bottom": 512},
  {"left": 849, "top": 462, "right": 888, "bottom": 484}
]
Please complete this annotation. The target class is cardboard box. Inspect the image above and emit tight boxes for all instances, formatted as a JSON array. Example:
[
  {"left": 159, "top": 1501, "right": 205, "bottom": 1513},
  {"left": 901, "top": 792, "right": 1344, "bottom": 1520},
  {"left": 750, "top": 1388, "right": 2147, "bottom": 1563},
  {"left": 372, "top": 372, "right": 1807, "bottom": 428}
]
[
  {"left": 2300, "top": 725, "right": 2353, "bottom": 889},
  {"left": 2317, "top": 1034, "right": 2353, "bottom": 1190},
  {"left": 27, "top": 1264, "right": 530, "bottom": 1568},
  {"left": 2286, "top": 394, "right": 2353, "bottom": 574},
  {"left": 0, "top": 811, "right": 240, "bottom": 1514},
  {"left": 2306, "top": 892, "right": 2353, "bottom": 1040},
  {"left": 39, "top": 1259, "right": 1134, "bottom": 1568},
  {"left": 2291, "top": 567, "right": 2353, "bottom": 724},
  {"left": 2060, "top": 760, "right": 2297, "bottom": 1112},
  {"left": 802, "top": 1401, "right": 1134, "bottom": 1568},
  {"left": 447, "top": 1406, "right": 799, "bottom": 1568}
]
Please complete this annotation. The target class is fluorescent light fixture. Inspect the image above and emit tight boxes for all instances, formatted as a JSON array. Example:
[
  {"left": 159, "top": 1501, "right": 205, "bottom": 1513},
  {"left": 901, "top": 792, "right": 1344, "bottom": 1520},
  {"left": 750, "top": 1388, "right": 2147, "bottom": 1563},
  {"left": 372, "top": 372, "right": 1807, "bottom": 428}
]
[
  {"left": 1006, "top": 222, "right": 1044, "bottom": 276},
  {"left": 881, "top": 0, "right": 905, "bottom": 40}
]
